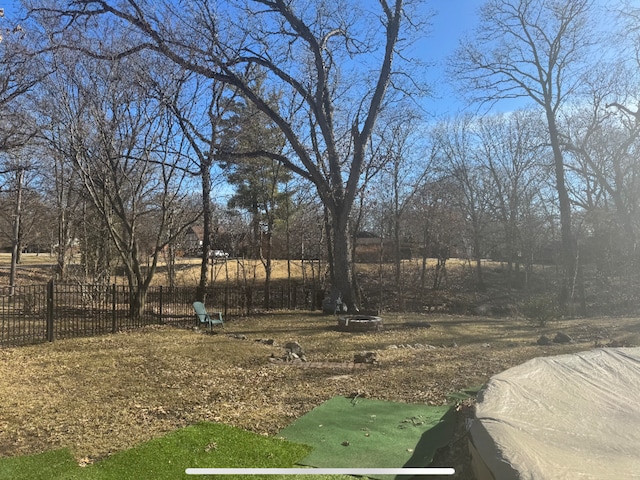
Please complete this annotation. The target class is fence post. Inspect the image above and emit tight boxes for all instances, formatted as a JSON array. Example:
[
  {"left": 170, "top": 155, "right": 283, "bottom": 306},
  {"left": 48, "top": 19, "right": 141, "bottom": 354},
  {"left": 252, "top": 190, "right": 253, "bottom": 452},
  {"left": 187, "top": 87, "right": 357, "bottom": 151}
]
[
  {"left": 111, "top": 284, "right": 117, "bottom": 333},
  {"left": 159, "top": 286, "right": 163, "bottom": 324},
  {"left": 46, "top": 280, "right": 54, "bottom": 342},
  {"left": 292, "top": 285, "right": 296, "bottom": 310},
  {"left": 224, "top": 285, "right": 228, "bottom": 318}
]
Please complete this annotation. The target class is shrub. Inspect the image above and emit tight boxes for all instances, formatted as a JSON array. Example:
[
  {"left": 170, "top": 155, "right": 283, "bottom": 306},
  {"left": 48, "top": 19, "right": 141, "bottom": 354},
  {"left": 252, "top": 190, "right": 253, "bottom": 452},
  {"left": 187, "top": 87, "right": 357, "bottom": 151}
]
[{"left": 519, "top": 295, "right": 561, "bottom": 326}]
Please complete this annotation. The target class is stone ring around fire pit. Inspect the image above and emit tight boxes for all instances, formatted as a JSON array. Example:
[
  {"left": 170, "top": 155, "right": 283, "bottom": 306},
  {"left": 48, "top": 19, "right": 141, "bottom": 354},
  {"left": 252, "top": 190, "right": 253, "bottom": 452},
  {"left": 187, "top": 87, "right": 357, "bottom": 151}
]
[{"left": 337, "top": 315, "right": 383, "bottom": 332}]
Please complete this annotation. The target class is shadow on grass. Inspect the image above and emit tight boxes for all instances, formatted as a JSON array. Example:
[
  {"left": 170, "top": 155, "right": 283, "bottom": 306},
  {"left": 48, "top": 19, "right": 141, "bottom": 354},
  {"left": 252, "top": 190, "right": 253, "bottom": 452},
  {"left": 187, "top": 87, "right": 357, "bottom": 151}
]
[
  {"left": 395, "top": 408, "right": 457, "bottom": 480},
  {"left": 397, "top": 386, "right": 482, "bottom": 480}
]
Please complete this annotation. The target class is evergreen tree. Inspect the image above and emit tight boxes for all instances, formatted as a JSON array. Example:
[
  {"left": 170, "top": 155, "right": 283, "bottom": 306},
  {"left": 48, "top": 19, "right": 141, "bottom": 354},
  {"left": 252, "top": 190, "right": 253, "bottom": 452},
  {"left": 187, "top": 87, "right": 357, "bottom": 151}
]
[{"left": 222, "top": 86, "right": 292, "bottom": 307}]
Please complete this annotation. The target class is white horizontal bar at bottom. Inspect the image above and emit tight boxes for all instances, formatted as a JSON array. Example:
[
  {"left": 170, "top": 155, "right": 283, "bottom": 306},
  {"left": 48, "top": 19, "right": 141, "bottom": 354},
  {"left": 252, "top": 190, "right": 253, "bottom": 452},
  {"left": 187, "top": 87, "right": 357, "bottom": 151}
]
[{"left": 185, "top": 467, "right": 455, "bottom": 475}]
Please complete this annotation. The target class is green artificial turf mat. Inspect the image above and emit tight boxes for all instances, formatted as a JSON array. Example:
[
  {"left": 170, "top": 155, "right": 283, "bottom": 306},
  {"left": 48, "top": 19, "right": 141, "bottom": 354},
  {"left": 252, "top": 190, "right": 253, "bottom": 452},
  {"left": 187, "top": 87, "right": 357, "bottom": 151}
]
[
  {"left": 0, "top": 448, "right": 78, "bottom": 480},
  {"left": 446, "top": 385, "right": 483, "bottom": 403},
  {"left": 277, "top": 396, "right": 456, "bottom": 480},
  {"left": 84, "top": 422, "right": 311, "bottom": 479},
  {"left": 0, "top": 423, "right": 322, "bottom": 480}
]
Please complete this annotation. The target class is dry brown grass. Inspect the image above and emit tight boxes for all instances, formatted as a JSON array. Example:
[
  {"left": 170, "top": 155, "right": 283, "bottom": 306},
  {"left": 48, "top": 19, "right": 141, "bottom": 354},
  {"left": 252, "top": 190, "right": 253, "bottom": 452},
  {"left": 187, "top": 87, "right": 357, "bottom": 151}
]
[
  {"left": 2, "top": 254, "right": 640, "bottom": 477},
  {"left": 0, "top": 253, "right": 59, "bottom": 267},
  {"left": 165, "top": 257, "right": 315, "bottom": 286},
  {"left": 1, "top": 311, "right": 638, "bottom": 478},
  {"left": 0, "top": 253, "right": 489, "bottom": 295},
  {"left": 0, "top": 253, "right": 323, "bottom": 287},
  {"left": 166, "top": 257, "right": 468, "bottom": 287}
]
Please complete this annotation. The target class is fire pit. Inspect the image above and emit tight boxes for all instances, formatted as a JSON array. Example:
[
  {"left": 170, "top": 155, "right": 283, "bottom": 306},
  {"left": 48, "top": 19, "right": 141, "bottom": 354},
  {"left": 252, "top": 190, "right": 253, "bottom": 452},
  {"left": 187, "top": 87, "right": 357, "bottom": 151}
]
[{"left": 337, "top": 315, "right": 383, "bottom": 332}]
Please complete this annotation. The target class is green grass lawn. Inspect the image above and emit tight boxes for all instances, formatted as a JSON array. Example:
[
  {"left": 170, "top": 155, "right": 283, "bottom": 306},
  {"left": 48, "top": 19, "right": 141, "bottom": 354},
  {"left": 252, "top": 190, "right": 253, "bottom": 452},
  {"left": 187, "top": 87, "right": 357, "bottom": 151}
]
[
  {"left": 0, "top": 422, "right": 354, "bottom": 480},
  {"left": 0, "top": 449, "right": 78, "bottom": 480}
]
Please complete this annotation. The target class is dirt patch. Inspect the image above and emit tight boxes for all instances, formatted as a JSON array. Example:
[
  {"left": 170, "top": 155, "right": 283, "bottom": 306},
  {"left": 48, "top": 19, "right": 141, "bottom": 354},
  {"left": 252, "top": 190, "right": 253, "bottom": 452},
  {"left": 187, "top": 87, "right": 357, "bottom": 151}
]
[
  {"left": 267, "top": 359, "right": 374, "bottom": 369},
  {"left": 1, "top": 312, "right": 639, "bottom": 478}
]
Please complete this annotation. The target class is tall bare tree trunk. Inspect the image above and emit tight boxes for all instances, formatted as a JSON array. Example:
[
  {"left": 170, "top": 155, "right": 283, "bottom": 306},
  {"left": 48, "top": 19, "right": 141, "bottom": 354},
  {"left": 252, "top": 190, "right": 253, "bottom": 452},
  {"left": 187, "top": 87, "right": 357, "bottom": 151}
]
[
  {"left": 331, "top": 205, "right": 357, "bottom": 311},
  {"left": 9, "top": 168, "right": 23, "bottom": 297},
  {"left": 546, "top": 110, "right": 583, "bottom": 312},
  {"left": 197, "top": 159, "right": 213, "bottom": 303}
]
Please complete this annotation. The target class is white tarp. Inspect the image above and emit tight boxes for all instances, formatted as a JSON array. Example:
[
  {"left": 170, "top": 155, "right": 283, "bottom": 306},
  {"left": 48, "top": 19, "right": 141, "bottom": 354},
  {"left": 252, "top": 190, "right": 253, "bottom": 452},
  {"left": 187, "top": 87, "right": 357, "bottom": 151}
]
[{"left": 470, "top": 348, "right": 640, "bottom": 480}]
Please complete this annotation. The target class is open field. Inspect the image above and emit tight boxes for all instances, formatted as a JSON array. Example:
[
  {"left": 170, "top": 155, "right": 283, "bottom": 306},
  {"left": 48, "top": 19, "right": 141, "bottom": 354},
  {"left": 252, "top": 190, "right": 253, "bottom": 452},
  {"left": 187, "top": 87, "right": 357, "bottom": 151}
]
[
  {"left": 0, "top": 252, "right": 476, "bottom": 286},
  {"left": 0, "top": 253, "right": 60, "bottom": 267},
  {"left": 0, "top": 253, "right": 320, "bottom": 287},
  {"left": 2, "top": 312, "right": 639, "bottom": 478}
]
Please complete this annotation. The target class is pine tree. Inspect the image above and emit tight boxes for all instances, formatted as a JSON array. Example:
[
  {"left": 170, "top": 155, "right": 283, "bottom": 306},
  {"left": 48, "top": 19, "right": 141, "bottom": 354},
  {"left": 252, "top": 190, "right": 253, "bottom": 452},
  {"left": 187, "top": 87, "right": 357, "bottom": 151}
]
[{"left": 222, "top": 85, "right": 292, "bottom": 308}]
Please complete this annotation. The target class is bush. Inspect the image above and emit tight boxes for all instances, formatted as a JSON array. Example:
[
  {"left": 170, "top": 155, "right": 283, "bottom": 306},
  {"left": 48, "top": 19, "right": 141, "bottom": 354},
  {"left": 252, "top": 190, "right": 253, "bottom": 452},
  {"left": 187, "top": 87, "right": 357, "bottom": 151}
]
[{"left": 519, "top": 295, "right": 561, "bottom": 326}]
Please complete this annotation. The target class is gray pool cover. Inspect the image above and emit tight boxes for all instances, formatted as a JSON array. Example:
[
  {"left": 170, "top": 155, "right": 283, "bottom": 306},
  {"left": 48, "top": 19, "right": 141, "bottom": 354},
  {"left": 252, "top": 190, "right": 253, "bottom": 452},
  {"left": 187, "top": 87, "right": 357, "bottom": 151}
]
[{"left": 470, "top": 347, "right": 640, "bottom": 479}]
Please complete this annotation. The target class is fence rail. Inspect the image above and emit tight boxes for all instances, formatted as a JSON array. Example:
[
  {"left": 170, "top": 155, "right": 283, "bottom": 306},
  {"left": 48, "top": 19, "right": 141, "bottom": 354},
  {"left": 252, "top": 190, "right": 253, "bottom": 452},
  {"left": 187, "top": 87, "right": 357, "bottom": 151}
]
[{"left": 0, "top": 281, "right": 323, "bottom": 348}]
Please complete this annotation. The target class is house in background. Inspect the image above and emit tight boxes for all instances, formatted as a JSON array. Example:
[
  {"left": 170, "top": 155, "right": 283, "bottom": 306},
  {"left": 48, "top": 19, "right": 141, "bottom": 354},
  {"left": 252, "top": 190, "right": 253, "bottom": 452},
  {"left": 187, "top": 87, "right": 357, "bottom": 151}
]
[
  {"left": 183, "top": 225, "right": 205, "bottom": 256},
  {"left": 182, "top": 225, "right": 231, "bottom": 257},
  {"left": 354, "top": 231, "right": 413, "bottom": 263}
]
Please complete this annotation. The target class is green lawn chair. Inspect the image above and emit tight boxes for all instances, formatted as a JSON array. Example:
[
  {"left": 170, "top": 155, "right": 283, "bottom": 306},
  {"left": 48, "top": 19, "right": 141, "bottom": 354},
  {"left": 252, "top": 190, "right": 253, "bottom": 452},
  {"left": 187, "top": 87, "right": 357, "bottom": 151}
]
[{"left": 193, "top": 301, "right": 224, "bottom": 330}]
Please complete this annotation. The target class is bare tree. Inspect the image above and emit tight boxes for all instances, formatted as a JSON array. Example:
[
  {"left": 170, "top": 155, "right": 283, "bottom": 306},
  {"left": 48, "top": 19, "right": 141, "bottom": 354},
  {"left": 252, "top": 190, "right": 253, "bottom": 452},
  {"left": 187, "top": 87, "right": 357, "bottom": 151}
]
[
  {"left": 41, "top": 49, "right": 197, "bottom": 316},
  {"left": 0, "top": 163, "right": 26, "bottom": 294},
  {"left": 31, "top": 48, "right": 89, "bottom": 280},
  {"left": 145, "top": 68, "right": 238, "bottom": 301},
  {"left": 433, "top": 115, "right": 493, "bottom": 290},
  {"left": 0, "top": 8, "right": 43, "bottom": 151},
  {"left": 408, "top": 176, "right": 462, "bottom": 292},
  {"left": 29, "top": 0, "right": 421, "bottom": 312},
  {"left": 562, "top": 60, "right": 640, "bottom": 276},
  {"left": 475, "top": 110, "right": 548, "bottom": 282},
  {"left": 373, "top": 111, "right": 434, "bottom": 308},
  {"left": 451, "top": 0, "right": 597, "bottom": 307}
]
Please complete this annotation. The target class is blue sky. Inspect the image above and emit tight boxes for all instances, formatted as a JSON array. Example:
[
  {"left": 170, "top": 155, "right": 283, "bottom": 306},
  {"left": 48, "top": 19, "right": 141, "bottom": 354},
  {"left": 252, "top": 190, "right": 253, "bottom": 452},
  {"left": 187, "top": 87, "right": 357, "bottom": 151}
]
[
  {"left": 2, "top": 0, "right": 487, "bottom": 116},
  {"left": 421, "top": 1, "right": 485, "bottom": 116},
  {"left": 0, "top": 1, "right": 490, "bottom": 117},
  {"left": 1, "top": 0, "right": 19, "bottom": 19}
]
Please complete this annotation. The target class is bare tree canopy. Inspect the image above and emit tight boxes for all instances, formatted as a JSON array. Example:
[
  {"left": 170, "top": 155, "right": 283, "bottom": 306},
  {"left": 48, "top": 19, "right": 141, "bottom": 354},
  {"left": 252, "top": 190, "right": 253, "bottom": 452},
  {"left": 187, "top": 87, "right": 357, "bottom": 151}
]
[
  {"left": 450, "top": 0, "right": 598, "bottom": 310},
  {"left": 450, "top": 0, "right": 597, "bottom": 110},
  {"left": 26, "top": 0, "right": 423, "bottom": 311},
  {"left": 0, "top": 11, "right": 42, "bottom": 151}
]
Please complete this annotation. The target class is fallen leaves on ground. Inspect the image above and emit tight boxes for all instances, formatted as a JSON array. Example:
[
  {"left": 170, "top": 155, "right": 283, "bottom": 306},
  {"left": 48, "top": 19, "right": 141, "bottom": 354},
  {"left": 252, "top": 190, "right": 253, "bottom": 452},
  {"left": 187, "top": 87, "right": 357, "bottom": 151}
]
[{"left": 1, "top": 312, "right": 638, "bottom": 479}]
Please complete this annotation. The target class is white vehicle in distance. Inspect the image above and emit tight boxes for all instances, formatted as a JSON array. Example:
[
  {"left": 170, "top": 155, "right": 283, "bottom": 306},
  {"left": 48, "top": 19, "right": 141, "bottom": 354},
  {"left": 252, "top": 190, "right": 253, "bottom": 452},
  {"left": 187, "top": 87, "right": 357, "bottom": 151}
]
[{"left": 211, "top": 250, "right": 229, "bottom": 258}]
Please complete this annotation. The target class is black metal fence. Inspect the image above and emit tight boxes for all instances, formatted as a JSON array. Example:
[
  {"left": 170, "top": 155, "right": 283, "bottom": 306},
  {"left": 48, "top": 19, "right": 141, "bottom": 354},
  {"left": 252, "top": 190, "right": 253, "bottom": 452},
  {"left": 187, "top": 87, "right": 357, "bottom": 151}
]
[{"left": 0, "top": 281, "right": 323, "bottom": 348}]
